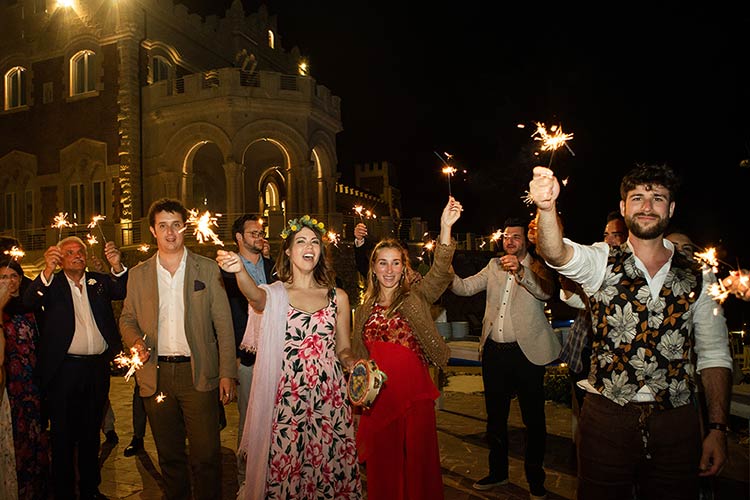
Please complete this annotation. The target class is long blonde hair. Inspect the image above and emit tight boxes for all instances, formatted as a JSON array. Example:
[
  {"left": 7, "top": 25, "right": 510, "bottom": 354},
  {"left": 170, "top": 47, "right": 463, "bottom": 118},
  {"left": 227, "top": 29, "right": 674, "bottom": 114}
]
[{"left": 362, "top": 239, "right": 413, "bottom": 317}]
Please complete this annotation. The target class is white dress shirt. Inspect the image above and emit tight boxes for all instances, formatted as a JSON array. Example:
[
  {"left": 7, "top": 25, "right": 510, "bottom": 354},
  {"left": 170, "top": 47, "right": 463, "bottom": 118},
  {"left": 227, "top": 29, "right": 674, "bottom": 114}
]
[
  {"left": 156, "top": 249, "right": 191, "bottom": 357},
  {"left": 491, "top": 253, "right": 534, "bottom": 343},
  {"left": 551, "top": 237, "right": 733, "bottom": 400},
  {"left": 42, "top": 269, "right": 126, "bottom": 355}
]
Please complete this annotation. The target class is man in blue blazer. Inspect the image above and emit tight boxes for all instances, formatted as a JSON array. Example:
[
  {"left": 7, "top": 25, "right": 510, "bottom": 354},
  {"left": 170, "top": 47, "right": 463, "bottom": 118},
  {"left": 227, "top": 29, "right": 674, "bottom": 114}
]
[{"left": 24, "top": 237, "right": 127, "bottom": 500}]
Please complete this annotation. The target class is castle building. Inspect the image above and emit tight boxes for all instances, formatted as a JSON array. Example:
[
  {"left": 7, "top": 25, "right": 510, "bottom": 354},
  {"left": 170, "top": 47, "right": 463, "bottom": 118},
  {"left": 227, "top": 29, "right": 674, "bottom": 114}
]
[{"left": 0, "top": 0, "right": 343, "bottom": 250}]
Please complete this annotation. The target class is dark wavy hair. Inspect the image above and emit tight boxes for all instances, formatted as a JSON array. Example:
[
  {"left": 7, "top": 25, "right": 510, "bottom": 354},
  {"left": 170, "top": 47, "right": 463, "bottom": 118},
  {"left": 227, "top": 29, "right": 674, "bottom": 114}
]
[
  {"left": 362, "top": 239, "right": 413, "bottom": 317},
  {"left": 275, "top": 224, "right": 335, "bottom": 288},
  {"left": 620, "top": 164, "right": 680, "bottom": 203},
  {"left": 231, "top": 214, "right": 263, "bottom": 245}
]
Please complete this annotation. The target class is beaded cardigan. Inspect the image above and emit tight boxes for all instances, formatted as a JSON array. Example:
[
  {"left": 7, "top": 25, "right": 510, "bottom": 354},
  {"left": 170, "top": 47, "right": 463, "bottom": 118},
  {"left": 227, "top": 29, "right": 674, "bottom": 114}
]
[{"left": 352, "top": 241, "right": 455, "bottom": 369}]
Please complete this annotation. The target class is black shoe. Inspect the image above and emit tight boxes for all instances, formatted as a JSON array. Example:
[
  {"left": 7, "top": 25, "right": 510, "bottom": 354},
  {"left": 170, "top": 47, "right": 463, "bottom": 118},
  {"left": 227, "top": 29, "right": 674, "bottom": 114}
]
[
  {"left": 124, "top": 437, "right": 144, "bottom": 457},
  {"left": 472, "top": 475, "right": 509, "bottom": 490},
  {"left": 104, "top": 430, "right": 118, "bottom": 444},
  {"left": 529, "top": 485, "right": 548, "bottom": 499}
]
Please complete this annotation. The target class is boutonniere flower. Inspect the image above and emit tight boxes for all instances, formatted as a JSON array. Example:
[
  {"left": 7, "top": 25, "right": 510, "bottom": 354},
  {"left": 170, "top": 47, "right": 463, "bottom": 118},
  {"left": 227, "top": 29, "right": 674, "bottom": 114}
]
[{"left": 87, "top": 278, "right": 97, "bottom": 286}]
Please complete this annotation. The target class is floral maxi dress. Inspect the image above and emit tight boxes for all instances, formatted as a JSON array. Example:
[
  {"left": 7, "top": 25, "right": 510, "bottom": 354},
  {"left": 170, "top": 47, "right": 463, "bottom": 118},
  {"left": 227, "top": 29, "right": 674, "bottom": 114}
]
[{"left": 264, "top": 289, "right": 361, "bottom": 499}]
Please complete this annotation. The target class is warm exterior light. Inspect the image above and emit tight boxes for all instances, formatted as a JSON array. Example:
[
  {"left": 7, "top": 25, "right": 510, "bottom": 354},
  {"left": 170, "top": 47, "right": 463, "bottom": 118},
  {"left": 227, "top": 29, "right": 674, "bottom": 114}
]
[
  {"left": 298, "top": 59, "right": 309, "bottom": 76},
  {"left": 58, "top": 0, "right": 74, "bottom": 7}
]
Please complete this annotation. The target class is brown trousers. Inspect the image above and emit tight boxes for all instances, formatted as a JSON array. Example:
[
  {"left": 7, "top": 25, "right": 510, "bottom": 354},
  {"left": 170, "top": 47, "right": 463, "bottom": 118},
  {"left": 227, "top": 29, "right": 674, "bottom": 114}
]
[
  {"left": 577, "top": 394, "right": 701, "bottom": 500},
  {"left": 143, "top": 362, "right": 221, "bottom": 500}
]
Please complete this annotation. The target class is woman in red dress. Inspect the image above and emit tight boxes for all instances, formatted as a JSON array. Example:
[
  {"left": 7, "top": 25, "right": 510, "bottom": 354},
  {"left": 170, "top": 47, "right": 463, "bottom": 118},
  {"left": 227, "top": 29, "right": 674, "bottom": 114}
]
[{"left": 351, "top": 197, "right": 462, "bottom": 500}]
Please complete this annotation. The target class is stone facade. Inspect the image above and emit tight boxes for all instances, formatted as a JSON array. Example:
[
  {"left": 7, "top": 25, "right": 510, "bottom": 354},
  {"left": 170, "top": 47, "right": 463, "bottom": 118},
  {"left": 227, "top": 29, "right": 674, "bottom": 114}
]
[{"left": 0, "top": 0, "right": 344, "bottom": 254}]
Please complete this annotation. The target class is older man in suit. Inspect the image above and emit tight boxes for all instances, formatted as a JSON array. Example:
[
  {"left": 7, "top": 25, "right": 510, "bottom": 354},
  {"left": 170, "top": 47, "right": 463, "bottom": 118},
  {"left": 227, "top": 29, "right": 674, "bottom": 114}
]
[
  {"left": 119, "top": 198, "right": 236, "bottom": 500},
  {"left": 451, "top": 217, "right": 560, "bottom": 500},
  {"left": 24, "top": 237, "right": 127, "bottom": 500}
]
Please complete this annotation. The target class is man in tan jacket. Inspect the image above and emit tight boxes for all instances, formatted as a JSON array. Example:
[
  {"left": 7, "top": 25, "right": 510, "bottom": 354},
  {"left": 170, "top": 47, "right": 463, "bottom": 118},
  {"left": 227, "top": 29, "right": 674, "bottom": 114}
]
[
  {"left": 120, "top": 198, "right": 236, "bottom": 500},
  {"left": 451, "top": 217, "right": 560, "bottom": 499}
]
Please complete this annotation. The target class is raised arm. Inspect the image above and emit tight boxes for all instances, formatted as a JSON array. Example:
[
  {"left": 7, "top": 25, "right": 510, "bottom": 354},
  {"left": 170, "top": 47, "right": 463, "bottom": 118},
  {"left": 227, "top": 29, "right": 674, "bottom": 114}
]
[
  {"left": 216, "top": 249, "right": 267, "bottom": 312},
  {"left": 529, "top": 166, "right": 574, "bottom": 267},
  {"left": 437, "top": 196, "right": 462, "bottom": 245}
]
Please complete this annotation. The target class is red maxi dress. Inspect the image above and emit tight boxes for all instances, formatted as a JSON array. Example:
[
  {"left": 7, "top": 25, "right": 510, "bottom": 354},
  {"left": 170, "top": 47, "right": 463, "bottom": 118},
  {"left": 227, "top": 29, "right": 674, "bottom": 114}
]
[{"left": 357, "top": 304, "right": 444, "bottom": 500}]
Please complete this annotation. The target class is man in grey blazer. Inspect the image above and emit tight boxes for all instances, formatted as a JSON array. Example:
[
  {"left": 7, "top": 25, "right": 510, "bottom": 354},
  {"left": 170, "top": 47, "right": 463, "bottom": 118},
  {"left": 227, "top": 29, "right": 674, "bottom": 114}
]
[
  {"left": 120, "top": 198, "right": 236, "bottom": 500},
  {"left": 451, "top": 217, "right": 560, "bottom": 499}
]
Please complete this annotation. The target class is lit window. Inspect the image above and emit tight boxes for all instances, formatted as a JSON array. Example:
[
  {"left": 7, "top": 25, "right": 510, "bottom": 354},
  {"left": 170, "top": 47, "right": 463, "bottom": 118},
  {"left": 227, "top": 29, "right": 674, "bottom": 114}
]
[
  {"left": 70, "top": 50, "right": 96, "bottom": 95},
  {"left": 267, "top": 30, "right": 275, "bottom": 49},
  {"left": 4, "top": 66, "right": 27, "bottom": 109},
  {"left": 152, "top": 56, "right": 171, "bottom": 83}
]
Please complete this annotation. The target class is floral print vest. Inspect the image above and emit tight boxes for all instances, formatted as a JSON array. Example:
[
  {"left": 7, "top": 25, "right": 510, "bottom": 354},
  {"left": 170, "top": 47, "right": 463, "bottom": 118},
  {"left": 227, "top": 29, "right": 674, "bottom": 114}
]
[{"left": 588, "top": 245, "right": 702, "bottom": 409}]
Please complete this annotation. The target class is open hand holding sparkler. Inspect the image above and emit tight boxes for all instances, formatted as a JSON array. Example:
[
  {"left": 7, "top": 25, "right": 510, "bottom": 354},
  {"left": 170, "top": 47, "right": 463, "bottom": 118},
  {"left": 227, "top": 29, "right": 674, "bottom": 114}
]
[
  {"left": 184, "top": 209, "right": 224, "bottom": 246},
  {"left": 722, "top": 269, "right": 750, "bottom": 302}
]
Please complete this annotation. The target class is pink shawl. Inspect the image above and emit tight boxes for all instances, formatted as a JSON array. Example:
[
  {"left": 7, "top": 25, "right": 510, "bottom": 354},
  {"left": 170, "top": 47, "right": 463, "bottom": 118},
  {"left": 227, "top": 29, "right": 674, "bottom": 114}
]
[{"left": 237, "top": 281, "right": 288, "bottom": 500}]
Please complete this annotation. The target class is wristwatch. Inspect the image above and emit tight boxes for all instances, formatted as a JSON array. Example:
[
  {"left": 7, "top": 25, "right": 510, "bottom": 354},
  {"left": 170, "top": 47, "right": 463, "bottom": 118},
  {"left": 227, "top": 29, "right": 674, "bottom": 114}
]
[{"left": 707, "top": 422, "right": 728, "bottom": 433}]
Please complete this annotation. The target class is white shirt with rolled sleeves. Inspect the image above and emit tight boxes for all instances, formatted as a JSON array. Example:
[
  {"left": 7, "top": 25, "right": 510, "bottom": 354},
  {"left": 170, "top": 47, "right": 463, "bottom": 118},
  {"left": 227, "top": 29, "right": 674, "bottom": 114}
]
[{"left": 550, "top": 237, "right": 733, "bottom": 401}]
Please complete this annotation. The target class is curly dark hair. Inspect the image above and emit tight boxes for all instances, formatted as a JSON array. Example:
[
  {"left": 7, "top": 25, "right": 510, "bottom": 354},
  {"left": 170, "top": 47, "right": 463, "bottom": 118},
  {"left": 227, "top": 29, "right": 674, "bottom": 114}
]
[{"left": 620, "top": 164, "right": 680, "bottom": 203}]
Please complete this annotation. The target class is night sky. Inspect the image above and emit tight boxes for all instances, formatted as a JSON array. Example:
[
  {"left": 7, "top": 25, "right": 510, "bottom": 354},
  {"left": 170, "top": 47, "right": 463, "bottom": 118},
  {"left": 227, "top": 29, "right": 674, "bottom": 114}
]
[{"left": 190, "top": 1, "right": 750, "bottom": 325}]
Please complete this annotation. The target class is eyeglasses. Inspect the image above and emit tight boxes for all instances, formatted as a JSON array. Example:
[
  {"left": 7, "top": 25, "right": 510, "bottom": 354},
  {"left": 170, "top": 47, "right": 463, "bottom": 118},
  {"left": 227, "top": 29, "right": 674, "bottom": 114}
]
[
  {"left": 0, "top": 274, "right": 20, "bottom": 281},
  {"left": 245, "top": 230, "right": 265, "bottom": 238}
]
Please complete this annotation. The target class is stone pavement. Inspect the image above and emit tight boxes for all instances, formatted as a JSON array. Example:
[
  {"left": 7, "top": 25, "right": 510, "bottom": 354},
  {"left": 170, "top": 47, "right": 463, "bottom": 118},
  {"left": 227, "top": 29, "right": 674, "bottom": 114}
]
[{"left": 99, "top": 371, "right": 749, "bottom": 499}]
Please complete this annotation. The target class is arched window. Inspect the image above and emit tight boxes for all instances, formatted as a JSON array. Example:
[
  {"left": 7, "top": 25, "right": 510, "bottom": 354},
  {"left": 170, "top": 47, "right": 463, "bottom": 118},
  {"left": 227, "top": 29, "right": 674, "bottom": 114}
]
[
  {"left": 70, "top": 50, "right": 96, "bottom": 95},
  {"left": 267, "top": 30, "right": 275, "bottom": 49},
  {"left": 4, "top": 66, "right": 27, "bottom": 109},
  {"left": 152, "top": 55, "right": 171, "bottom": 83}
]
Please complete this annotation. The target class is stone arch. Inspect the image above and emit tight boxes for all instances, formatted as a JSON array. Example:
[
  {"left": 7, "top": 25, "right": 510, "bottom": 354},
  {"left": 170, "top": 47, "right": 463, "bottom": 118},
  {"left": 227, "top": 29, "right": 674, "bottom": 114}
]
[
  {"left": 233, "top": 119, "right": 309, "bottom": 214},
  {"left": 309, "top": 129, "right": 338, "bottom": 214},
  {"left": 150, "top": 122, "right": 232, "bottom": 206}
]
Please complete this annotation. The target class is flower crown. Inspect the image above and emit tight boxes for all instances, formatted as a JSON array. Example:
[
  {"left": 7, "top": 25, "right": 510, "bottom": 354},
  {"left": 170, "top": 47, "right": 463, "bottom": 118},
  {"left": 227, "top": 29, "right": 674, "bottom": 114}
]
[{"left": 280, "top": 215, "right": 325, "bottom": 239}]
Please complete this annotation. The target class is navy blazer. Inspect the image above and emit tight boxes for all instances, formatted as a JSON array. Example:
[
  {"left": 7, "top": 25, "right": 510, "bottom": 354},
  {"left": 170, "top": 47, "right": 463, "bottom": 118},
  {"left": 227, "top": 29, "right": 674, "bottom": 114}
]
[{"left": 24, "top": 269, "right": 128, "bottom": 387}]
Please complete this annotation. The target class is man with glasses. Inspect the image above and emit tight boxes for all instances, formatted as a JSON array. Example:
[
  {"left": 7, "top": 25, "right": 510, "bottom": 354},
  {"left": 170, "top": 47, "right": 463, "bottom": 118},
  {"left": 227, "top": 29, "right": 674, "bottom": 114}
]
[
  {"left": 451, "top": 218, "right": 561, "bottom": 499},
  {"left": 222, "top": 214, "right": 276, "bottom": 488}
]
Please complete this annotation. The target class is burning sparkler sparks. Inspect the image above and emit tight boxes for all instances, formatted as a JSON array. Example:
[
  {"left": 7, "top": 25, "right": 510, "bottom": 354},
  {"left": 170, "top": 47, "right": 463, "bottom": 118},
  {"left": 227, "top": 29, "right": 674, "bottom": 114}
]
[
  {"left": 138, "top": 244, "right": 151, "bottom": 253},
  {"left": 353, "top": 205, "right": 376, "bottom": 221},
  {"left": 326, "top": 231, "right": 340, "bottom": 248},
  {"left": 114, "top": 347, "right": 144, "bottom": 382},
  {"left": 3, "top": 246, "right": 25, "bottom": 261},
  {"left": 155, "top": 392, "right": 167, "bottom": 403},
  {"left": 86, "top": 234, "right": 98, "bottom": 246},
  {"left": 52, "top": 212, "right": 74, "bottom": 241},
  {"left": 184, "top": 209, "right": 224, "bottom": 246},
  {"left": 532, "top": 122, "right": 575, "bottom": 154},
  {"left": 87, "top": 214, "right": 107, "bottom": 243},
  {"left": 490, "top": 229, "right": 506, "bottom": 242}
]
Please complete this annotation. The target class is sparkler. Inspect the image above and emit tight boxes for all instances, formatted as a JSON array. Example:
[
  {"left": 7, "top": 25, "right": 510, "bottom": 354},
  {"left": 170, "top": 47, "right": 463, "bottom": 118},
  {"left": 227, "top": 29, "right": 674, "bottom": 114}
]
[
  {"left": 86, "top": 233, "right": 98, "bottom": 246},
  {"left": 155, "top": 392, "right": 167, "bottom": 403},
  {"left": 114, "top": 347, "right": 144, "bottom": 382},
  {"left": 52, "top": 212, "right": 74, "bottom": 241},
  {"left": 184, "top": 209, "right": 224, "bottom": 246},
  {"left": 138, "top": 244, "right": 151, "bottom": 253},
  {"left": 353, "top": 205, "right": 376, "bottom": 221},
  {"left": 326, "top": 231, "right": 340, "bottom": 248},
  {"left": 87, "top": 215, "right": 107, "bottom": 243},
  {"left": 532, "top": 122, "right": 575, "bottom": 155},
  {"left": 434, "top": 151, "right": 465, "bottom": 197},
  {"left": 3, "top": 246, "right": 25, "bottom": 269}
]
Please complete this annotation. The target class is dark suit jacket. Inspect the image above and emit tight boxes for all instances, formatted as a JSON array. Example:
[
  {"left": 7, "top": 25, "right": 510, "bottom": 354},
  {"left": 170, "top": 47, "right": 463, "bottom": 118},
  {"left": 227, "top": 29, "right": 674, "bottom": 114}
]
[
  {"left": 23, "top": 269, "right": 128, "bottom": 387},
  {"left": 221, "top": 255, "right": 276, "bottom": 366}
]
